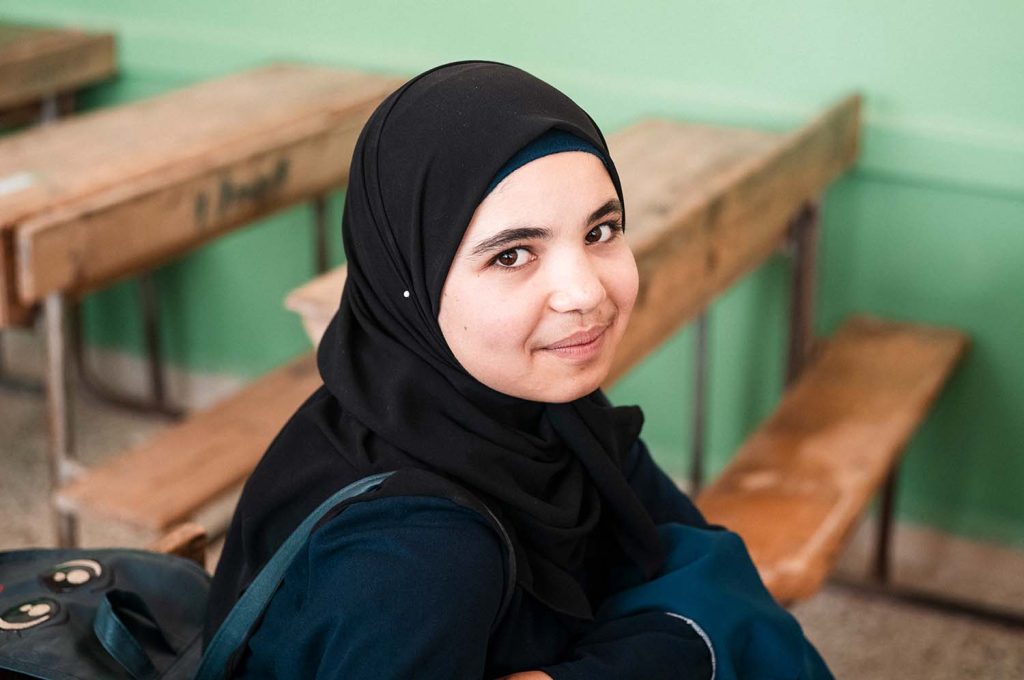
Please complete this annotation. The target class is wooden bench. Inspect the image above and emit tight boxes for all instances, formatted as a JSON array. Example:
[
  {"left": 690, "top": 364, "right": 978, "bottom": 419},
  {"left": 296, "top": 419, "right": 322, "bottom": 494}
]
[
  {"left": 0, "top": 63, "right": 400, "bottom": 546},
  {"left": 0, "top": 22, "right": 115, "bottom": 127},
  {"left": 54, "top": 94, "right": 867, "bottom": 570},
  {"left": 58, "top": 352, "right": 322, "bottom": 540},
  {"left": 695, "top": 315, "right": 967, "bottom": 603}
]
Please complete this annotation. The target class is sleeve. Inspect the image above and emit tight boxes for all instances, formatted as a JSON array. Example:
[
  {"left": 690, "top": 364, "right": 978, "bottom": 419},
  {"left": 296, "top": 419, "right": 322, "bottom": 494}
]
[
  {"left": 594, "top": 525, "right": 836, "bottom": 680},
  {"left": 242, "top": 495, "right": 507, "bottom": 679},
  {"left": 624, "top": 437, "right": 710, "bottom": 528}
]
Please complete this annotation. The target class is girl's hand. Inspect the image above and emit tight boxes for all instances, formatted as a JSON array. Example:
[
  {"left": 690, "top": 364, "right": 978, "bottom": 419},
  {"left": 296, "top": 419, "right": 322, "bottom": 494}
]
[{"left": 496, "top": 673, "right": 553, "bottom": 680}]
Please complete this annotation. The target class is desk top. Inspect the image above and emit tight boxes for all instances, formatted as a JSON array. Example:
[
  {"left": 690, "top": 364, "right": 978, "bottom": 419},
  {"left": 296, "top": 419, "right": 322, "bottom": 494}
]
[
  {"left": 0, "top": 64, "right": 401, "bottom": 326},
  {"left": 285, "top": 94, "right": 862, "bottom": 386},
  {"left": 0, "top": 22, "right": 116, "bottom": 110}
]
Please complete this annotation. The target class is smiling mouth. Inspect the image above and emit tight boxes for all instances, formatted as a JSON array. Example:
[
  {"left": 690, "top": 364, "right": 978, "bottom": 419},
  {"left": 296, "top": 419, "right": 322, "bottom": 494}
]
[{"left": 541, "top": 324, "right": 611, "bottom": 361}]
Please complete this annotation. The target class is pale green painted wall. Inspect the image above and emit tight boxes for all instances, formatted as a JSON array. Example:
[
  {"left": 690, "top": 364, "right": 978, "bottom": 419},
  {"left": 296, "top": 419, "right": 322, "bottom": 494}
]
[{"left": 4, "top": 1, "right": 1022, "bottom": 546}]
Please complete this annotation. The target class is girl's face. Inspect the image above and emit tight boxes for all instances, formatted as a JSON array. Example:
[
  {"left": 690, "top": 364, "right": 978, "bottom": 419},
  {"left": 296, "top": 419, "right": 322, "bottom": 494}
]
[{"left": 439, "top": 152, "right": 639, "bottom": 403}]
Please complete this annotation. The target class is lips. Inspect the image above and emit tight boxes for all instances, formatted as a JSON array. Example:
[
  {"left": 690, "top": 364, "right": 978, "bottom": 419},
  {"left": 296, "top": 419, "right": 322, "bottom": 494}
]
[{"left": 544, "top": 324, "right": 610, "bottom": 350}]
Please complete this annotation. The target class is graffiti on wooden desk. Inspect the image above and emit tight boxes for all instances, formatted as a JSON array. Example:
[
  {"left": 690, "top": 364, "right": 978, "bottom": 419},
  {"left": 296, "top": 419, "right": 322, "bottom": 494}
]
[{"left": 193, "top": 157, "right": 290, "bottom": 229}]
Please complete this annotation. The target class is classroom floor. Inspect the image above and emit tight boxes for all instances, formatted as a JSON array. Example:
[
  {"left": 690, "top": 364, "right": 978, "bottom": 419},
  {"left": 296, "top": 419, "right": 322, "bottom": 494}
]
[{"left": 2, "top": 328, "right": 1023, "bottom": 679}]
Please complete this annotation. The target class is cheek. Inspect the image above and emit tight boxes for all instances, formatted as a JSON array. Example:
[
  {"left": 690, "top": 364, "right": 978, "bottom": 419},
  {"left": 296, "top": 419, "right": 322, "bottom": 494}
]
[{"left": 440, "top": 275, "right": 541, "bottom": 368}]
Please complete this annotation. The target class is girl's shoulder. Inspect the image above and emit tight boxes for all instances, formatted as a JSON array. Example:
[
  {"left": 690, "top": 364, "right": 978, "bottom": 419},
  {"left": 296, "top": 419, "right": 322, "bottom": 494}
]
[{"left": 242, "top": 491, "right": 512, "bottom": 677}]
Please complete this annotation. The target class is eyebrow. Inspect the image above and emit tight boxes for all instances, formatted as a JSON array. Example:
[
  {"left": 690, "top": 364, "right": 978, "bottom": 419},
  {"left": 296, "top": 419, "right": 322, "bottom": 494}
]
[
  {"left": 587, "top": 198, "right": 623, "bottom": 225},
  {"left": 469, "top": 226, "right": 552, "bottom": 258},
  {"left": 468, "top": 198, "right": 624, "bottom": 258}
]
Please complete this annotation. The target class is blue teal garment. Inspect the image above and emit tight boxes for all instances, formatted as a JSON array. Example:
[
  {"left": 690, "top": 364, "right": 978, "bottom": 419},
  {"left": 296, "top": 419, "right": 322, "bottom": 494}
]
[
  {"left": 598, "top": 524, "right": 835, "bottom": 680},
  {"left": 484, "top": 129, "right": 610, "bottom": 196},
  {"left": 238, "top": 439, "right": 714, "bottom": 679}
]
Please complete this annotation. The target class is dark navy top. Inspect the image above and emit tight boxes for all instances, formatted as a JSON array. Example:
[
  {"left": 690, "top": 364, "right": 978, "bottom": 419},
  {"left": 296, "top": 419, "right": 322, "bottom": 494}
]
[{"left": 237, "top": 440, "right": 715, "bottom": 679}]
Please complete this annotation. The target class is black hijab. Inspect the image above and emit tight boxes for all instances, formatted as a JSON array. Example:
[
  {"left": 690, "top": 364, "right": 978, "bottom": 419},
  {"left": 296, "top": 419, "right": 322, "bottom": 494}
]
[{"left": 209, "top": 61, "right": 664, "bottom": 630}]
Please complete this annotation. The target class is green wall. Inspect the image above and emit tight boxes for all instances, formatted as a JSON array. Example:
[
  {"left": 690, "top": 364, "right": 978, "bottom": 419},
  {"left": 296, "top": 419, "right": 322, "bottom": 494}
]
[{"left": 4, "top": 1, "right": 1022, "bottom": 546}]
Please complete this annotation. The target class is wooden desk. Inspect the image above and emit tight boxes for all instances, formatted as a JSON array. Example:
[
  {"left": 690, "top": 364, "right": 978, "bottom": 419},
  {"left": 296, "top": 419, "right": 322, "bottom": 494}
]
[
  {"left": 0, "top": 22, "right": 115, "bottom": 125},
  {"left": 1, "top": 64, "right": 399, "bottom": 324},
  {"left": 285, "top": 95, "right": 860, "bottom": 376},
  {"left": 0, "top": 63, "right": 399, "bottom": 545}
]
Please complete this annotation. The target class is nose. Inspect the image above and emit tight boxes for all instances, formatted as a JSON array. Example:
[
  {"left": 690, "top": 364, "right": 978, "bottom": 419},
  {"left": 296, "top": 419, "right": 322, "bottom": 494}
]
[{"left": 546, "top": 249, "right": 606, "bottom": 315}]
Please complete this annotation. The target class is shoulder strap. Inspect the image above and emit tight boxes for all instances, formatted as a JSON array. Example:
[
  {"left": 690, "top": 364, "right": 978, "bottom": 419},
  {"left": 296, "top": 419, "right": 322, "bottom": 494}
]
[{"left": 194, "top": 472, "right": 394, "bottom": 680}]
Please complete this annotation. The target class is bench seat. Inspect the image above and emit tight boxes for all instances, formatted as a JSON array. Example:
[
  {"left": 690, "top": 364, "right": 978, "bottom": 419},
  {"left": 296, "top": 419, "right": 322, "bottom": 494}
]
[
  {"left": 696, "top": 314, "right": 968, "bottom": 604},
  {"left": 55, "top": 353, "right": 321, "bottom": 533}
]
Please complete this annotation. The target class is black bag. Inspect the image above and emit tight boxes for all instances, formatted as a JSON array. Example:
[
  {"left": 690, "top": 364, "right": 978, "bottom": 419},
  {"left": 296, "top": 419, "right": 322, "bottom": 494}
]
[
  {"left": 0, "top": 548, "right": 209, "bottom": 679},
  {"left": 0, "top": 473, "right": 408, "bottom": 680}
]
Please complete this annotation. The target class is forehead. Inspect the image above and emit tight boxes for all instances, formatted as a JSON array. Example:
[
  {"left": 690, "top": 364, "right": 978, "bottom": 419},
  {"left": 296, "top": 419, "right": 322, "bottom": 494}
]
[{"left": 463, "top": 152, "right": 618, "bottom": 239}]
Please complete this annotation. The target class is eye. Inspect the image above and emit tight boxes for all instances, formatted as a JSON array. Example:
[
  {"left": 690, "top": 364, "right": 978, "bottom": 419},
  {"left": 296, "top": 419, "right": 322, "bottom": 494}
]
[
  {"left": 585, "top": 221, "right": 623, "bottom": 245},
  {"left": 493, "top": 247, "right": 532, "bottom": 269}
]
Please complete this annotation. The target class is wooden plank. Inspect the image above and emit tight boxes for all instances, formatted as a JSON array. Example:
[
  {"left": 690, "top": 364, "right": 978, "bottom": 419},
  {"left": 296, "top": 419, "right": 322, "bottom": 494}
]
[
  {"left": 284, "top": 266, "right": 347, "bottom": 343},
  {"left": 696, "top": 315, "right": 969, "bottom": 604},
  {"left": 0, "top": 64, "right": 400, "bottom": 325},
  {"left": 0, "top": 228, "right": 32, "bottom": 327},
  {"left": 607, "top": 94, "right": 861, "bottom": 384},
  {"left": 0, "top": 90, "right": 76, "bottom": 129},
  {"left": 147, "top": 522, "right": 208, "bottom": 568},
  {"left": 0, "top": 23, "right": 116, "bottom": 109},
  {"left": 284, "top": 94, "right": 862, "bottom": 385},
  {"left": 55, "top": 352, "right": 322, "bottom": 531}
]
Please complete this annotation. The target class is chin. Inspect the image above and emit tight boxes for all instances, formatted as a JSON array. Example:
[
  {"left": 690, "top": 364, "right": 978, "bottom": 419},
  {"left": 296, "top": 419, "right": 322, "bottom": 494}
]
[{"left": 534, "top": 366, "right": 609, "bottom": 403}]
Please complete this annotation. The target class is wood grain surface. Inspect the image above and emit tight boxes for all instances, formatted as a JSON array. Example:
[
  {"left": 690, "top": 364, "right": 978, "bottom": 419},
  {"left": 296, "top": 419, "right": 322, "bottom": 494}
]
[
  {"left": 0, "top": 22, "right": 115, "bottom": 109},
  {"left": 56, "top": 353, "right": 322, "bottom": 531},
  {"left": 696, "top": 314, "right": 969, "bottom": 603},
  {"left": 0, "top": 63, "right": 400, "bottom": 326}
]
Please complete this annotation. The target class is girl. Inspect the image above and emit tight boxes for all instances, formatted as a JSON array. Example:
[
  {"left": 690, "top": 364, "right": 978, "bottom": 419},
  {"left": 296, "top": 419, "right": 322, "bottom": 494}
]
[{"left": 205, "top": 60, "right": 831, "bottom": 680}]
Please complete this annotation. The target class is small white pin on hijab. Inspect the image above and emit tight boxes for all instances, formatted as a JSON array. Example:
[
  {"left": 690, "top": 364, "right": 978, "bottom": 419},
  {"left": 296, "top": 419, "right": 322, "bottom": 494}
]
[{"left": 403, "top": 290, "right": 410, "bottom": 298}]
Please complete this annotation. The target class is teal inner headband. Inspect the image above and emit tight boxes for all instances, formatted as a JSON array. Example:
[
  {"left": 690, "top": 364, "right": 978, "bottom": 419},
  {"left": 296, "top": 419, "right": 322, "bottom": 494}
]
[{"left": 483, "top": 129, "right": 610, "bottom": 197}]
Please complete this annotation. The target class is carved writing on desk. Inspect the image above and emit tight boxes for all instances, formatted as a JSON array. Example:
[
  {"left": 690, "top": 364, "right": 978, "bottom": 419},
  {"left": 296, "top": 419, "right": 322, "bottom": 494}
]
[{"left": 193, "top": 157, "right": 291, "bottom": 231}]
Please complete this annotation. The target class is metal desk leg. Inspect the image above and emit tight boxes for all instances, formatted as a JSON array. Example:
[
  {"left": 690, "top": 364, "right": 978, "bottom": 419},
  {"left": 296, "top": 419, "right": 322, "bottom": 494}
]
[
  {"left": 39, "top": 93, "right": 59, "bottom": 125},
  {"left": 44, "top": 292, "right": 79, "bottom": 547},
  {"left": 873, "top": 467, "right": 899, "bottom": 584},
  {"left": 785, "top": 202, "right": 820, "bottom": 385},
  {"left": 71, "top": 275, "right": 183, "bottom": 419},
  {"left": 312, "top": 194, "right": 330, "bottom": 275},
  {"left": 690, "top": 311, "right": 709, "bottom": 494}
]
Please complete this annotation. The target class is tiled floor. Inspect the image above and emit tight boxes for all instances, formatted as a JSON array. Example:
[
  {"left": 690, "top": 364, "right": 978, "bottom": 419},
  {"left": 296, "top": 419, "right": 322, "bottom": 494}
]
[{"left": 2, "top": 329, "right": 1022, "bottom": 678}]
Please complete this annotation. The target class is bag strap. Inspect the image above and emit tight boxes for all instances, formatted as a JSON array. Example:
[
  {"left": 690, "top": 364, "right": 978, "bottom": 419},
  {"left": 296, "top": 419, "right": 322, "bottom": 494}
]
[
  {"left": 94, "top": 591, "right": 161, "bottom": 680},
  {"left": 194, "top": 472, "right": 394, "bottom": 680}
]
